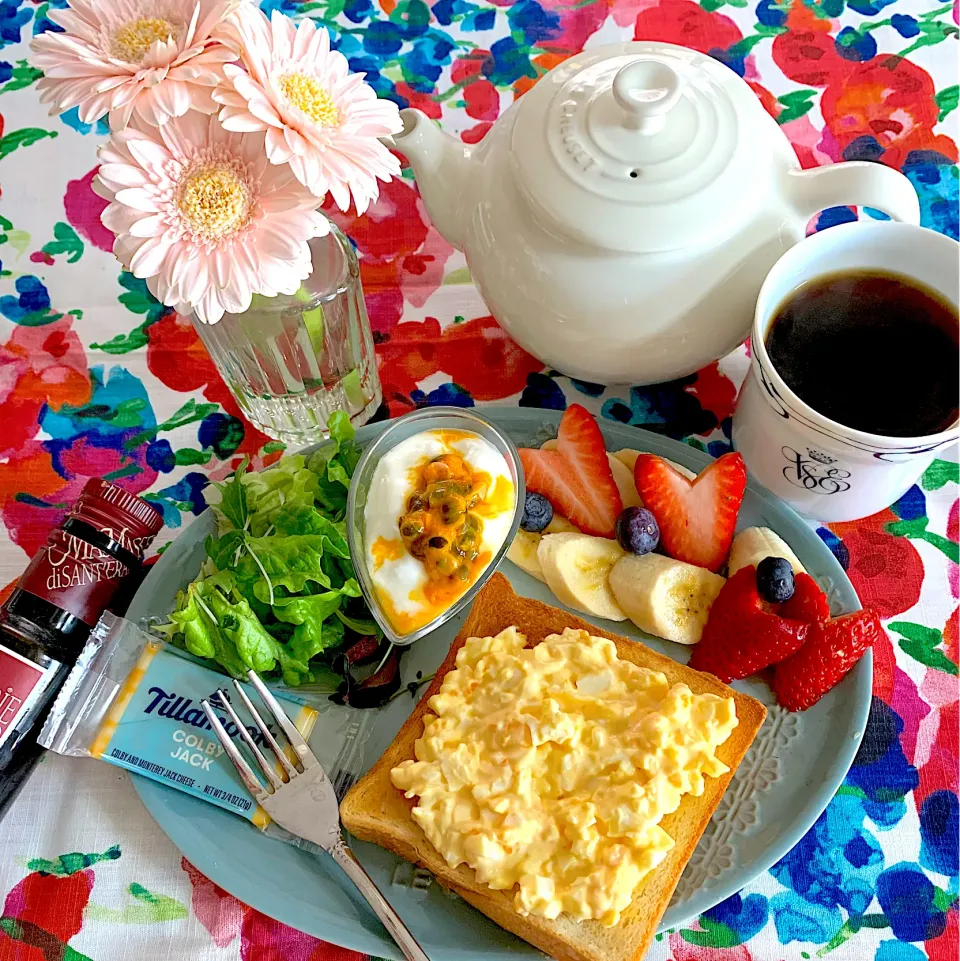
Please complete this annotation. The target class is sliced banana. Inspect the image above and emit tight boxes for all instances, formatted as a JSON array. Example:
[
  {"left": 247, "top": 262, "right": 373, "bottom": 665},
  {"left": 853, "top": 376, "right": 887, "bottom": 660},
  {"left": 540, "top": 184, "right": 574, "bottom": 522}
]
[
  {"left": 607, "top": 453, "right": 643, "bottom": 509},
  {"left": 507, "top": 530, "right": 546, "bottom": 583},
  {"left": 541, "top": 438, "right": 559, "bottom": 451},
  {"left": 613, "top": 449, "right": 697, "bottom": 481},
  {"left": 609, "top": 553, "right": 725, "bottom": 645},
  {"left": 545, "top": 514, "right": 580, "bottom": 535},
  {"left": 538, "top": 533, "right": 627, "bottom": 621},
  {"left": 613, "top": 448, "right": 640, "bottom": 472},
  {"left": 728, "top": 527, "right": 806, "bottom": 576}
]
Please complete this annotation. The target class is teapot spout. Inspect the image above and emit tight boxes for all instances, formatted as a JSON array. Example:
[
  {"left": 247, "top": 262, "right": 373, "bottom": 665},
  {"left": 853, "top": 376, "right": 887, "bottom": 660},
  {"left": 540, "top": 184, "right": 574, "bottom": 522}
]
[{"left": 389, "top": 109, "right": 471, "bottom": 251}]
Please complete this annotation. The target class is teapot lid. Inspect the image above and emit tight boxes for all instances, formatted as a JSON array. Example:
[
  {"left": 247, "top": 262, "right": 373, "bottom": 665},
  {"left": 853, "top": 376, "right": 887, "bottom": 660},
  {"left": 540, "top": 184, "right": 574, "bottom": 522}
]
[{"left": 511, "top": 42, "right": 772, "bottom": 253}]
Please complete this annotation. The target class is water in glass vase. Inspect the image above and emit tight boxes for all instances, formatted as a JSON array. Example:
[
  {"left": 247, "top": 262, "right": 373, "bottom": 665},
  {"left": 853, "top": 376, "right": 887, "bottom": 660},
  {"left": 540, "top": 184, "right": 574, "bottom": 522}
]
[{"left": 192, "top": 225, "right": 382, "bottom": 447}]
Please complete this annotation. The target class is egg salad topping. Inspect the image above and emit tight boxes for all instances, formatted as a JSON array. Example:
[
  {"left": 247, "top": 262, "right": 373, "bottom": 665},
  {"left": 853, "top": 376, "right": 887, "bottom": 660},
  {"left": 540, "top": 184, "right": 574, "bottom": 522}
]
[{"left": 391, "top": 627, "right": 738, "bottom": 926}]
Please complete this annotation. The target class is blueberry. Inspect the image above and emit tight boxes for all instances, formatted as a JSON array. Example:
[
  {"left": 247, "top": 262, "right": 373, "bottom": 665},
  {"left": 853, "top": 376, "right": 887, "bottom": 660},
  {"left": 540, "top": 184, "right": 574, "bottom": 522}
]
[
  {"left": 615, "top": 507, "right": 660, "bottom": 555},
  {"left": 521, "top": 492, "right": 553, "bottom": 532},
  {"left": 757, "top": 557, "right": 795, "bottom": 602}
]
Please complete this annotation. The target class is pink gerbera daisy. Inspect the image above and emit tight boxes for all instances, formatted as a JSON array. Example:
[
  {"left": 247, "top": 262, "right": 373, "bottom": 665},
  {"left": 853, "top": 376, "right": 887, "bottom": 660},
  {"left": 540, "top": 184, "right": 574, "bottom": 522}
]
[
  {"left": 214, "top": 5, "right": 402, "bottom": 214},
  {"left": 31, "top": 0, "right": 238, "bottom": 130},
  {"left": 94, "top": 113, "right": 329, "bottom": 323}
]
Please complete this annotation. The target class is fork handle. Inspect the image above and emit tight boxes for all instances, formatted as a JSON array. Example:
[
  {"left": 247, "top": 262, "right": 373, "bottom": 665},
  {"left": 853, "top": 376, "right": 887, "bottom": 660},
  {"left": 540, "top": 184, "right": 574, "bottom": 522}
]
[{"left": 331, "top": 842, "right": 431, "bottom": 961}]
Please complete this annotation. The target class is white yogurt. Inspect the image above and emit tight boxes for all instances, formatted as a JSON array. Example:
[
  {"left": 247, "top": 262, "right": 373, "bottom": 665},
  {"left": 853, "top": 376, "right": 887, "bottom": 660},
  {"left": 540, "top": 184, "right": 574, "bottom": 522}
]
[{"left": 364, "top": 430, "right": 515, "bottom": 634}]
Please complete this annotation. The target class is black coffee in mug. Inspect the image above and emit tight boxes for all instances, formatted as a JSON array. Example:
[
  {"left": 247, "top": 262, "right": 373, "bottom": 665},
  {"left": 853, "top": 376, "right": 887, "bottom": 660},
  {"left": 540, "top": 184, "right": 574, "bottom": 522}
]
[{"left": 765, "top": 269, "right": 959, "bottom": 438}]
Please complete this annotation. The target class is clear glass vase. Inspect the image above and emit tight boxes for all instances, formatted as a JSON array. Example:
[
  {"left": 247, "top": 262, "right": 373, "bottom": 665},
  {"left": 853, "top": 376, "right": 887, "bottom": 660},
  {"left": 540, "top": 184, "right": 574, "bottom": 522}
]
[{"left": 192, "top": 224, "right": 381, "bottom": 448}]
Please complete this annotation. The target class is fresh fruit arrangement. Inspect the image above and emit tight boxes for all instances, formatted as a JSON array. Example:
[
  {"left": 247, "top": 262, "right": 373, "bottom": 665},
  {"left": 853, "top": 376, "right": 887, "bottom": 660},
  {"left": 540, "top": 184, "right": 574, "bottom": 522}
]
[{"left": 510, "top": 405, "right": 880, "bottom": 712}]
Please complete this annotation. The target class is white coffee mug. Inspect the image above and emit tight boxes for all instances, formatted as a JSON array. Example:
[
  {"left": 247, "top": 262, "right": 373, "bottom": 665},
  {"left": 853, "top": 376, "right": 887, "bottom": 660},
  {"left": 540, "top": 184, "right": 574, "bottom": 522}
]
[{"left": 733, "top": 221, "right": 959, "bottom": 523}]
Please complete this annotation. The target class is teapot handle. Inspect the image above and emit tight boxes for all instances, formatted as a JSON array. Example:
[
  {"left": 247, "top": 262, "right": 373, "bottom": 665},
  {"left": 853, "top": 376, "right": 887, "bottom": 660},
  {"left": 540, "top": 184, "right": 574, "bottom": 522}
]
[{"left": 784, "top": 162, "right": 920, "bottom": 225}]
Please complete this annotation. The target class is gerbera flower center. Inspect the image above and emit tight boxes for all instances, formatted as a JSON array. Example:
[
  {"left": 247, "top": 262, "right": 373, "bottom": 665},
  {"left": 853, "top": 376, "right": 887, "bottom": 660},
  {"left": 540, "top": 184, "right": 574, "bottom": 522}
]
[
  {"left": 278, "top": 73, "right": 340, "bottom": 127},
  {"left": 177, "top": 163, "right": 251, "bottom": 242},
  {"left": 111, "top": 17, "right": 177, "bottom": 63}
]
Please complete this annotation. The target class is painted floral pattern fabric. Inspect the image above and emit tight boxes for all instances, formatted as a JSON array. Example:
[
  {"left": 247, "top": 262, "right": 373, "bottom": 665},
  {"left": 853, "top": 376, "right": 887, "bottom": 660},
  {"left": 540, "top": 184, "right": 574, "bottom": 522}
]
[{"left": 0, "top": 0, "right": 956, "bottom": 959}]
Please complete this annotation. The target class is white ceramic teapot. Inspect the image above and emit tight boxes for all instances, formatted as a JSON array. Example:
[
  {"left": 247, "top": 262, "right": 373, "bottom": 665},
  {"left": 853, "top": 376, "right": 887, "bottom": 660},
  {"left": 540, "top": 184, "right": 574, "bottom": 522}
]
[{"left": 390, "top": 42, "right": 921, "bottom": 386}]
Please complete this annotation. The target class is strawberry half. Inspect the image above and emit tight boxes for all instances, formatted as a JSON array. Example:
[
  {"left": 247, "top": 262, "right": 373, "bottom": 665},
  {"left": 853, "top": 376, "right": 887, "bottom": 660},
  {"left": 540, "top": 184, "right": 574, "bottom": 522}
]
[
  {"left": 689, "top": 567, "right": 810, "bottom": 683},
  {"left": 779, "top": 573, "right": 831, "bottom": 625},
  {"left": 519, "top": 405, "right": 622, "bottom": 537},
  {"left": 634, "top": 452, "right": 747, "bottom": 572},
  {"left": 772, "top": 609, "right": 881, "bottom": 712}
]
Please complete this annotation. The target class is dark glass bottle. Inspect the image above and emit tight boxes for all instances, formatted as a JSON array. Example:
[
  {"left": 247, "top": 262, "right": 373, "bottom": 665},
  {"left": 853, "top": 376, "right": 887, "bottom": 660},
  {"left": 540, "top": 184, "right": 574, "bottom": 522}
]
[{"left": 0, "top": 480, "right": 162, "bottom": 815}]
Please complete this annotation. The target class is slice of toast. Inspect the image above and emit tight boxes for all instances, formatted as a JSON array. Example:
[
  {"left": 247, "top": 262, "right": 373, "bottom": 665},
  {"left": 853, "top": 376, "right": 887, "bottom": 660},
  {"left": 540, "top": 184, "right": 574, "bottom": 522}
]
[{"left": 341, "top": 573, "right": 767, "bottom": 961}]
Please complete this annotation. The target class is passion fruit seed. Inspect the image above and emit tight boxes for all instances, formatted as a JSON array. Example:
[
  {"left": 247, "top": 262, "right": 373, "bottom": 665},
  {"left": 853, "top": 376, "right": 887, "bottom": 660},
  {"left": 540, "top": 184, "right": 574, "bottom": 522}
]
[
  {"left": 410, "top": 536, "right": 428, "bottom": 559},
  {"left": 423, "top": 459, "right": 451, "bottom": 482},
  {"left": 401, "top": 521, "right": 422, "bottom": 539},
  {"left": 439, "top": 494, "right": 465, "bottom": 523},
  {"left": 436, "top": 555, "right": 457, "bottom": 576}
]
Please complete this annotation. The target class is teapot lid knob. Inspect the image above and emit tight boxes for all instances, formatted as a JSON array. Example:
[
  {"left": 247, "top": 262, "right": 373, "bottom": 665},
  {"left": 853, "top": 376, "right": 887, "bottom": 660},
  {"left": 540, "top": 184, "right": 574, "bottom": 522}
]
[
  {"left": 611, "top": 60, "right": 682, "bottom": 135},
  {"left": 510, "top": 42, "right": 774, "bottom": 253}
]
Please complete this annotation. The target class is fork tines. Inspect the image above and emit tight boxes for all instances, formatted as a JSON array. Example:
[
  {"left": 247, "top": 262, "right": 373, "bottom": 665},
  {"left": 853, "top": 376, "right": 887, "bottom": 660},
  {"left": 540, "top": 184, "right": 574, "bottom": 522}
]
[{"left": 201, "top": 671, "right": 318, "bottom": 803}]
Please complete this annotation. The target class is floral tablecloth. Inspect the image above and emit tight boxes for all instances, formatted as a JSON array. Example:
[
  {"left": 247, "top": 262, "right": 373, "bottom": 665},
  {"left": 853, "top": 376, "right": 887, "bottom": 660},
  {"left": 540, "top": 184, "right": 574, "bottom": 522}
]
[{"left": 0, "top": 0, "right": 957, "bottom": 959}]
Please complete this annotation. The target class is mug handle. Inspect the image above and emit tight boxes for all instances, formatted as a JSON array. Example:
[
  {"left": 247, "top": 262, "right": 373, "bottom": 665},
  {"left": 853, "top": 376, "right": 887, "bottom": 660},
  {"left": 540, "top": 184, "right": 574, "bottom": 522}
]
[{"left": 784, "top": 163, "right": 921, "bottom": 225}]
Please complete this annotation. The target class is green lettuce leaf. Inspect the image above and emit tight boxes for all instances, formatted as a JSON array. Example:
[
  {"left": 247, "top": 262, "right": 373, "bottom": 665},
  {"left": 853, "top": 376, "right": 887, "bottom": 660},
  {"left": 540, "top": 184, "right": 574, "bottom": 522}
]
[
  {"left": 290, "top": 616, "right": 344, "bottom": 667},
  {"left": 273, "top": 590, "right": 344, "bottom": 627},
  {"left": 306, "top": 411, "right": 361, "bottom": 519},
  {"left": 204, "top": 531, "right": 245, "bottom": 571},
  {"left": 336, "top": 609, "right": 380, "bottom": 635},
  {"left": 206, "top": 589, "right": 280, "bottom": 675},
  {"left": 264, "top": 620, "right": 294, "bottom": 642},
  {"left": 234, "top": 532, "right": 351, "bottom": 602},
  {"left": 320, "top": 553, "right": 342, "bottom": 590},
  {"left": 201, "top": 569, "right": 236, "bottom": 595},
  {"left": 169, "top": 586, "right": 248, "bottom": 678},
  {"left": 291, "top": 626, "right": 331, "bottom": 671},
  {"left": 270, "top": 504, "right": 347, "bottom": 545},
  {"left": 313, "top": 475, "right": 347, "bottom": 517},
  {"left": 169, "top": 589, "right": 215, "bottom": 659},
  {"left": 266, "top": 640, "right": 313, "bottom": 689},
  {"left": 210, "top": 457, "right": 250, "bottom": 531},
  {"left": 270, "top": 585, "right": 358, "bottom": 682},
  {"left": 330, "top": 411, "right": 362, "bottom": 469},
  {"left": 272, "top": 579, "right": 360, "bottom": 640},
  {"left": 340, "top": 578, "right": 361, "bottom": 598},
  {"left": 328, "top": 409, "right": 353, "bottom": 446},
  {"left": 258, "top": 522, "right": 348, "bottom": 563},
  {"left": 242, "top": 455, "right": 320, "bottom": 535}
]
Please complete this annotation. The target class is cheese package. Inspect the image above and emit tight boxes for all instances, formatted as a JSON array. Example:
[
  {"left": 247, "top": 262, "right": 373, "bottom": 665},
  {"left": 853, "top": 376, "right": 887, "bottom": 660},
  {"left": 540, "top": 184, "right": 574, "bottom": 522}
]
[{"left": 40, "top": 613, "right": 374, "bottom": 838}]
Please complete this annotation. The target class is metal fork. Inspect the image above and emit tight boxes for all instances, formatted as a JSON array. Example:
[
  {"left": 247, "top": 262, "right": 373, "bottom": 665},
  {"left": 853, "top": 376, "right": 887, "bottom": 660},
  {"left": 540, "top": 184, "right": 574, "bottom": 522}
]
[{"left": 201, "top": 672, "right": 430, "bottom": 961}]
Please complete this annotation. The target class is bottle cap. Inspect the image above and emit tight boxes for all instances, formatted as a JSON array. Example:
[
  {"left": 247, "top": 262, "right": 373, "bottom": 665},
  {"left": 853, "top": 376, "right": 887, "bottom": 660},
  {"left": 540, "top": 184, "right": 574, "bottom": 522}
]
[{"left": 70, "top": 480, "right": 164, "bottom": 557}]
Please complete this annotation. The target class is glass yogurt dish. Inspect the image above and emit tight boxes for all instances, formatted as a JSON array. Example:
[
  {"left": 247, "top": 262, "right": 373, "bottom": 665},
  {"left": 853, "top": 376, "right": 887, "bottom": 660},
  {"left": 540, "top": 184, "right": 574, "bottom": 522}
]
[{"left": 347, "top": 408, "right": 524, "bottom": 646}]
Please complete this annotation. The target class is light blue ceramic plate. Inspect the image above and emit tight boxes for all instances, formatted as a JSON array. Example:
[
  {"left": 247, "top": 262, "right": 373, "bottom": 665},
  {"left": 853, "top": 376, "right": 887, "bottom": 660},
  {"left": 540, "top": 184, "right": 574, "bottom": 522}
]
[{"left": 127, "top": 409, "right": 871, "bottom": 960}]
